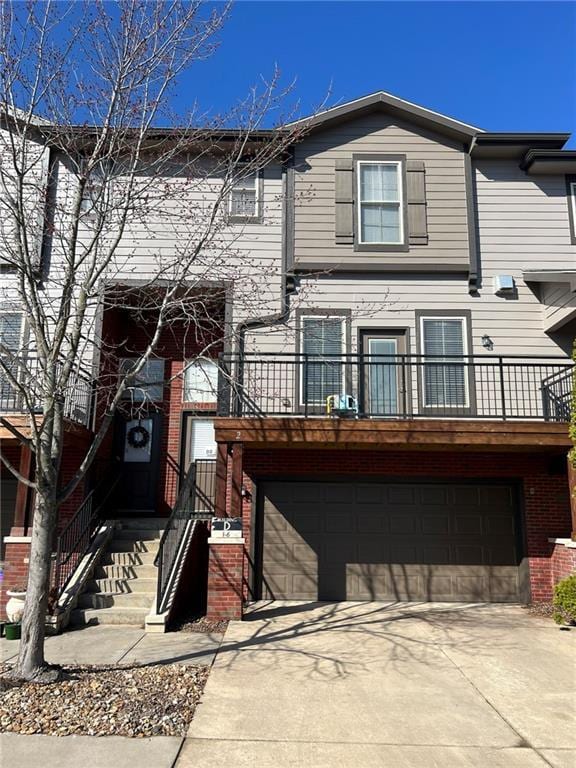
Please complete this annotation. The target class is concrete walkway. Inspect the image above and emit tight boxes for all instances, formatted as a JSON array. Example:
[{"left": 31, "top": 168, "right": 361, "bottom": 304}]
[
  {"left": 178, "top": 602, "right": 576, "bottom": 768},
  {"left": 1, "top": 624, "right": 223, "bottom": 768},
  {"left": 1, "top": 624, "right": 222, "bottom": 666}
]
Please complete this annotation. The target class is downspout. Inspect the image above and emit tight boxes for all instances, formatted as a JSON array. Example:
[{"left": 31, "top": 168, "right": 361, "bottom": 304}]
[
  {"left": 234, "top": 149, "right": 297, "bottom": 411},
  {"left": 465, "top": 134, "right": 480, "bottom": 294}
]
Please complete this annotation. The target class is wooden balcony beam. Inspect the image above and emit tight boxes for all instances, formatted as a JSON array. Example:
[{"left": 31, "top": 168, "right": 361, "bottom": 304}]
[{"left": 214, "top": 417, "right": 571, "bottom": 452}]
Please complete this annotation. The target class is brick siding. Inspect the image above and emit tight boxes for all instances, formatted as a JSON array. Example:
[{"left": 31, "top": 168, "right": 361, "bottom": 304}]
[
  {"left": 1, "top": 540, "right": 31, "bottom": 619},
  {"left": 206, "top": 539, "right": 244, "bottom": 619},
  {"left": 550, "top": 541, "right": 576, "bottom": 587}
]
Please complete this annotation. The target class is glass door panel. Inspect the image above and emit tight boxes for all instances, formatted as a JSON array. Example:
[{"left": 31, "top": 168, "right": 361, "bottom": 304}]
[{"left": 362, "top": 331, "right": 406, "bottom": 416}]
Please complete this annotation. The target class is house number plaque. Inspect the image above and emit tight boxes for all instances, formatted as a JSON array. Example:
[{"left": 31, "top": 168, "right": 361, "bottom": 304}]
[{"left": 211, "top": 517, "right": 242, "bottom": 538}]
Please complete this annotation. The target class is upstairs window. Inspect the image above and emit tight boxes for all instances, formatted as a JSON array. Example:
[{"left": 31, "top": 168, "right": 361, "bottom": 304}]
[
  {"left": 119, "top": 358, "right": 165, "bottom": 402},
  {"left": 0, "top": 312, "right": 24, "bottom": 404},
  {"left": 184, "top": 359, "right": 219, "bottom": 404},
  {"left": 229, "top": 168, "right": 259, "bottom": 219},
  {"left": 567, "top": 177, "right": 576, "bottom": 245},
  {"left": 357, "top": 161, "right": 403, "bottom": 245}
]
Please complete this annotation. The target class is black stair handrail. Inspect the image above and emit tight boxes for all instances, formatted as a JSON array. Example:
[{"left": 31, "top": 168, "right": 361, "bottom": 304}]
[
  {"left": 154, "top": 458, "right": 216, "bottom": 615},
  {"left": 52, "top": 471, "right": 123, "bottom": 601}
]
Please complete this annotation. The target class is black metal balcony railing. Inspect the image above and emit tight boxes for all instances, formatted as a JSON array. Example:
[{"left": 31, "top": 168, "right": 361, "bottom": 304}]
[
  {"left": 0, "top": 356, "right": 93, "bottom": 429},
  {"left": 217, "top": 353, "right": 574, "bottom": 422}
]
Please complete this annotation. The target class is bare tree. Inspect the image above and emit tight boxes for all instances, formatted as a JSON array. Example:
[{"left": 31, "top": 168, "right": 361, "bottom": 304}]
[{"left": 0, "top": 0, "right": 318, "bottom": 682}]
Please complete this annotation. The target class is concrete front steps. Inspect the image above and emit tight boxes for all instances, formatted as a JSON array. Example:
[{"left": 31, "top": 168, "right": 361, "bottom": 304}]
[{"left": 69, "top": 518, "right": 164, "bottom": 628}]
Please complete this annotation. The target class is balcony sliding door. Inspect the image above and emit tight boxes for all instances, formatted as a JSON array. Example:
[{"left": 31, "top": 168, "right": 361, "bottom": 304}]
[{"left": 362, "top": 331, "right": 407, "bottom": 416}]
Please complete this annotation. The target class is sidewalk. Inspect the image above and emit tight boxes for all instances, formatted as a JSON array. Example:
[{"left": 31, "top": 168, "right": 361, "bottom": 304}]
[
  {"left": 1, "top": 624, "right": 223, "bottom": 768},
  {"left": 1, "top": 623, "right": 222, "bottom": 666}
]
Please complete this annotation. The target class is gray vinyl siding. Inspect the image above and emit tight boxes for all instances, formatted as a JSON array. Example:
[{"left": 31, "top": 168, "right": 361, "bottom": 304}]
[
  {"left": 50, "top": 158, "right": 285, "bottom": 372},
  {"left": 292, "top": 113, "right": 470, "bottom": 270},
  {"left": 541, "top": 282, "right": 576, "bottom": 332},
  {"left": 246, "top": 158, "right": 576, "bottom": 359}
]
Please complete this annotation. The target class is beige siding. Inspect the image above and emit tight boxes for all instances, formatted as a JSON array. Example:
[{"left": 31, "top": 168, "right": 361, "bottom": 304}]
[
  {"left": 248, "top": 159, "right": 576, "bottom": 360},
  {"left": 292, "top": 113, "right": 469, "bottom": 269},
  {"left": 542, "top": 282, "right": 576, "bottom": 332}
]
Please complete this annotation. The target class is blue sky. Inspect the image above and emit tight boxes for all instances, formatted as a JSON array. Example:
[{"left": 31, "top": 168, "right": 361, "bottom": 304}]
[{"left": 178, "top": 1, "right": 576, "bottom": 142}]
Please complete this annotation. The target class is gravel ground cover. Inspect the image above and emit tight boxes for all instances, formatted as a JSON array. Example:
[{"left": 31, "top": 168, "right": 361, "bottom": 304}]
[
  {"left": 176, "top": 616, "right": 229, "bottom": 634},
  {"left": 0, "top": 663, "right": 208, "bottom": 737},
  {"left": 524, "top": 602, "right": 556, "bottom": 619}
]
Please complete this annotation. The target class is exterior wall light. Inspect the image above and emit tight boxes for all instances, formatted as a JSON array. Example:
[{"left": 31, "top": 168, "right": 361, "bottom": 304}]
[{"left": 481, "top": 335, "right": 494, "bottom": 350}]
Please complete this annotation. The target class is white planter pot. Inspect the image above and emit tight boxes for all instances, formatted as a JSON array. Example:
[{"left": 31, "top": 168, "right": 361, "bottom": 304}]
[{"left": 6, "top": 591, "right": 26, "bottom": 623}]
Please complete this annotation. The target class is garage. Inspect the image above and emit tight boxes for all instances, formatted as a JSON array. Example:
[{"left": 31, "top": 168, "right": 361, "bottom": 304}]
[{"left": 260, "top": 480, "right": 526, "bottom": 603}]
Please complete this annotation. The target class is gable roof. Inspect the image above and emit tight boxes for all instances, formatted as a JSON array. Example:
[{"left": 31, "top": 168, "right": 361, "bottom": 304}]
[{"left": 289, "top": 90, "right": 484, "bottom": 145}]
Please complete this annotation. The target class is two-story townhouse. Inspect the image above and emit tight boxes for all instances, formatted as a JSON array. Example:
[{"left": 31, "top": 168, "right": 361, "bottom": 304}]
[
  {"left": 2, "top": 91, "right": 575, "bottom": 630},
  {"left": 209, "top": 92, "right": 576, "bottom": 620}
]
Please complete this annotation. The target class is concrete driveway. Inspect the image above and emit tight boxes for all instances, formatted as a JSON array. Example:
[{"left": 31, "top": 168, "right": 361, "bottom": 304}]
[{"left": 179, "top": 602, "right": 576, "bottom": 768}]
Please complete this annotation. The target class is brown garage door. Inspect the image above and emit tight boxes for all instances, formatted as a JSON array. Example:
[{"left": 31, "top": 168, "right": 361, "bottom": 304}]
[{"left": 261, "top": 481, "right": 525, "bottom": 603}]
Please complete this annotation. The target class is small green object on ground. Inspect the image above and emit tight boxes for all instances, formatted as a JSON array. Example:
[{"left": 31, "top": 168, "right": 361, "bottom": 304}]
[{"left": 4, "top": 624, "right": 21, "bottom": 641}]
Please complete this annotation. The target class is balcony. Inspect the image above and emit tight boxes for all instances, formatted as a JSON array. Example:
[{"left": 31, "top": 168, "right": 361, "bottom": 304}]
[
  {"left": 0, "top": 356, "right": 94, "bottom": 430},
  {"left": 218, "top": 353, "right": 573, "bottom": 423}
]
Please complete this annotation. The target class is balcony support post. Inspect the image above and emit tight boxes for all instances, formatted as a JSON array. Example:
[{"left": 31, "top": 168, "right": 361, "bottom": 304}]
[
  {"left": 13, "top": 445, "right": 33, "bottom": 534},
  {"left": 230, "top": 442, "right": 244, "bottom": 520},
  {"left": 214, "top": 442, "right": 228, "bottom": 518}
]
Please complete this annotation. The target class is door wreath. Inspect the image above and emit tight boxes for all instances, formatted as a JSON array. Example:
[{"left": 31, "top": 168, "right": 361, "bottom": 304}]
[{"left": 127, "top": 424, "right": 150, "bottom": 449}]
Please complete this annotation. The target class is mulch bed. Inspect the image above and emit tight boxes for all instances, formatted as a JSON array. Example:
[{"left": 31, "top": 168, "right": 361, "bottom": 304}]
[
  {"left": 173, "top": 616, "right": 229, "bottom": 635},
  {"left": 0, "top": 663, "right": 208, "bottom": 737},
  {"left": 523, "top": 602, "right": 556, "bottom": 619}
]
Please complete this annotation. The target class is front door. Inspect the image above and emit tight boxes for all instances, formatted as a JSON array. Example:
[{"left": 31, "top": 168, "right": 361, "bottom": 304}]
[
  {"left": 361, "top": 331, "right": 407, "bottom": 416},
  {"left": 116, "top": 412, "right": 163, "bottom": 511},
  {"left": 182, "top": 415, "right": 217, "bottom": 513}
]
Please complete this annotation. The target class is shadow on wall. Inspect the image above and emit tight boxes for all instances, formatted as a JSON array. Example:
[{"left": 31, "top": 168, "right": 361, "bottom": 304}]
[{"left": 261, "top": 480, "right": 524, "bottom": 604}]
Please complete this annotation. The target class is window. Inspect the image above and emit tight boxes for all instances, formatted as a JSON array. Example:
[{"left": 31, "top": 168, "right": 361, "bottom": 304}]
[
  {"left": 229, "top": 169, "right": 259, "bottom": 218},
  {"left": 0, "top": 313, "right": 24, "bottom": 405},
  {"left": 119, "top": 358, "right": 164, "bottom": 402},
  {"left": 567, "top": 177, "right": 576, "bottom": 245},
  {"left": 184, "top": 359, "right": 219, "bottom": 404},
  {"left": 301, "top": 316, "right": 344, "bottom": 405},
  {"left": 357, "top": 161, "right": 403, "bottom": 244},
  {"left": 420, "top": 317, "right": 468, "bottom": 408},
  {"left": 80, "top": 166, "right": 107, "bottom": 221}
]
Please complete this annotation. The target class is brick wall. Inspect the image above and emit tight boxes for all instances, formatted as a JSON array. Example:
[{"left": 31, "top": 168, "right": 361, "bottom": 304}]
[
  {"left": 240, "top": 448, "right": 571, "bottom": 603},
  {"left": 206, "top": 539, "right": 244, "bottom": 619},
  {"left": 57, "top": 430, "right": 93, "bottom": 532},
  {"left": 551, "top": 541, "right": 576, "bottom": 587},
  {"left": 1, "top": 540, "right": 31, "bottom": 619}
]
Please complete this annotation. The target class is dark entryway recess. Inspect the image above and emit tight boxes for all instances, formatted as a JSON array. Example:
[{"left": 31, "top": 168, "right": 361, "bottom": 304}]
[{"left": 260, "top": 480, "right": 527, "bottom": 603}]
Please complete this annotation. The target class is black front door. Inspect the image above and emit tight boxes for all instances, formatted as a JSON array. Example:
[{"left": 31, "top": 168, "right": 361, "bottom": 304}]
[{"left": 115, "top": 413, "right": 163, "bottom": 512}]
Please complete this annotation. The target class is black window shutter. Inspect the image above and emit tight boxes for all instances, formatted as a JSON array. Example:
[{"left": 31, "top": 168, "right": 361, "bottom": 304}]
[
  {"left": 406, "top": 160, "right": 428, "bottom": 245},
  {"left": 334, "top": 159, "right": 354, "bottom": 244}
]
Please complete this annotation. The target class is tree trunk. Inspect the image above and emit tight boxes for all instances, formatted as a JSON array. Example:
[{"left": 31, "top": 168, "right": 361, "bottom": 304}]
[{"left": 12, "top": 487, "right": 60, "bottom": 682}]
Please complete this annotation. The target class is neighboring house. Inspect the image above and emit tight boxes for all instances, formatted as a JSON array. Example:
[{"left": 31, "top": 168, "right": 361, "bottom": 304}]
[{"left": 1, "top": 91, "right": 576, "bottom": 627}]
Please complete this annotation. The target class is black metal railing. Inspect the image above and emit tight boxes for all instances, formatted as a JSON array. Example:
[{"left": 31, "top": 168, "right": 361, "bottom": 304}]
[
  {"left": 155, "top": 459, "right": 216, "bottom": 614},
  {"left": 52, "top": 472, "right": 123, "bottom": 601},
  {"left": 0, "top": 355, "right": 94, "bottom": 428},
  {"left": 217, "top": 353, "right": 573, "bottom": 422}
]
